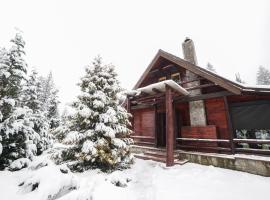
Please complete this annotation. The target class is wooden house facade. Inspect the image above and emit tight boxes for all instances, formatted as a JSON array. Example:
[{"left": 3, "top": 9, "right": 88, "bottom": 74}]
[{"left": 127, "top": 38, "right": 270, "bottom": 166}]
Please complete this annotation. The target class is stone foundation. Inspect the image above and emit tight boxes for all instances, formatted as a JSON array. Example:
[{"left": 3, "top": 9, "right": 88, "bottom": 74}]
[{"left": 177, "top": 151, "right": 270, "bottom": 177}]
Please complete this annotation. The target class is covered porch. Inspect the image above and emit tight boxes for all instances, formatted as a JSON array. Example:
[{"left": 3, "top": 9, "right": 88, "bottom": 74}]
[
  {"left": 127, "top": 80, "right": 189, "bottom": 166},
  {"left": 127, "top": 80, "right": 270, "bottom": 167}
]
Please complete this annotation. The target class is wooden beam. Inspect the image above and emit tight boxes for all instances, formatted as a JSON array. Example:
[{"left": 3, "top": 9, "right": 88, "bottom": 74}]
[
  {"left": 174, "top": 91, "right": 233, "bottom": 103},
  {"left": 185, "top": 83, "right": 215, "bottom": 91},
  {"left": 162, "top": 64, "right": 175, "bottom": 70},
  {"left": 176, "top": 138, "right": 230, "bottom": 143},
  {"left": 130, "top": 104, "right": 155, "bottom": 110},
  {"left": 179, "top": 77, "right": 205, "bottom": 85},
  {"left": 132, "top": 92, "right": 164, "bottom": 101},
  {"left": 177, "top": 145, "right": 231, "bottom": 152},
  {"left": 130, "top": 135, "right": 155, "bottom": 140},
  {"left": 160, "top": 51, "right": 242, "bottom": 94},
  {"left": 223, "top": 96, "right": 235, "bottom": 154},
  {"left": 165, "top": 85, "right": 174, "bottom": 166},
  {"left": 152, "top": 88, "right": 163, "bottom": 94},
  {"left": 139, "top": 91, "right": 148, "bottom": 96},
  {"left": 149, "top": 68, "right": 160, "bottom": 74}
]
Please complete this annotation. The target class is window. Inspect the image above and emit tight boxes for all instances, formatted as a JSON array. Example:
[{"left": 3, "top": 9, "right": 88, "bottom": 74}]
[
  {"left": 158, "top": 76, "right": 166, "bottom": 82},
  {"left": 231, "top": 100, "right": 270, "bottom": 150},
  {"left": 171, "top": 73, "right": 180, "bottom": 83}
]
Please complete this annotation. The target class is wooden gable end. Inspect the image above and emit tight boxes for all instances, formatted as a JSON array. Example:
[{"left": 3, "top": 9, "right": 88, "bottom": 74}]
[{"left": 134, "top": 50, "right": 242, "bottom": 95}]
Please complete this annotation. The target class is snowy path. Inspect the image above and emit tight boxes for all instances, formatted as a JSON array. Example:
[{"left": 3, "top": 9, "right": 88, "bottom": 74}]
[{"left": 0, "top": 158, "right": 269, "bottom": 200}]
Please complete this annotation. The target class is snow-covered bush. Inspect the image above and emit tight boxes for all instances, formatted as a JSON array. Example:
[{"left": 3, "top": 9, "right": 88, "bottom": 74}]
[
  {"left": 58, "top": 56, "right": 133, "bottom": 172},
  {"left": 19, "top": 157, "right": 78, "bottom": 200},
  {"left": 106, "top": 171, "right": 132, "bottom": 187},
  {"left": 9, "top": 158, "right": 31, "bottom": 171}
]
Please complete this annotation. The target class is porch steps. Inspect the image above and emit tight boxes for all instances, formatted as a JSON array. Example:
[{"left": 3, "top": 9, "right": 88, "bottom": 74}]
[
  {"left": 174, "top": 159, "right": 189, "bottom": 165},
  {"left": 133, "top": 141, "right": 154, "bottom": 146},
  {"left": 134, "top": 154, "right": 166, "bottom": 163},
  {"left": 132, "top": 145, "right": 189, "bottom": 165},
  {"left": 144, "top": 150, "right": 178, "bottom": 159}
]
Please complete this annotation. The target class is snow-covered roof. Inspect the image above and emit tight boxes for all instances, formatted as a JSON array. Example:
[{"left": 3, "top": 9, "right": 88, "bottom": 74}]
[
  {"left": 136, "top": 80, "right": 189, "bottom": 96},
  {"left": 133, "top": 49, "right": 270, "bottom": 94}
]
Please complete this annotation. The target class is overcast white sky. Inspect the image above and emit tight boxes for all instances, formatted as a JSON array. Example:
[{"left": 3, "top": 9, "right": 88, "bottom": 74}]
[{"left": 0, "top": 0, "right": 269, "bottom": 110}]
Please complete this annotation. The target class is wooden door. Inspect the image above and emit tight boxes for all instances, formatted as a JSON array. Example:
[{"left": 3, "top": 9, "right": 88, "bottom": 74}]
[{"left": 157, "top": 112, "right": 166, "bottom": 147}]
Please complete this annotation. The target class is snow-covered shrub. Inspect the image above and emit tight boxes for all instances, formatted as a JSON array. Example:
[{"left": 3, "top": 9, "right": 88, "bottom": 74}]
[
  {"left": 58, "top": 56, "right": 133, "bottom": 172},
  {"left": 19, "top": 160, "right": 78, "bottom": 200},
  {"left": 106, "top": 172, "right": 132, "bottom": 187},
  {"left": 9, "top": 158, "right": 30, "bottom": 171}
]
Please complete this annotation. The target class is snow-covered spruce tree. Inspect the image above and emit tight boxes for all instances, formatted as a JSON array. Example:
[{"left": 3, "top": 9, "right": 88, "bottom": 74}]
[
  {"left": 60, "top": 56, "right": 133, "bottom": 172},
  {"left": 52, "top": 107, "right": 72, "bottom": 142},
  {"left": 256, "top": 66, "right": 270, "bottom": 85},
  {"left": 235, "top": 72, "right": 245, "bottom": 84},
  {"left": 206, "top": 62, "right": 216, "bottom": 73},
  {"left": 0, "top": 33, "right": 40, "bottom": 169},
  {"left": 21, "top": 70, "right": 53, "bottom": 155},
  {"left": 39, "top": 72, "right": 60, "bottom": 129}
]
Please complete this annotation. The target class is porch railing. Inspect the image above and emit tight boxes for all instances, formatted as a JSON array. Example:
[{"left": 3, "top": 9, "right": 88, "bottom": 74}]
[
  {"left": 176, "top": 137, "right": 232, "bottom": 152},
  {"left": 176, "top": 137, "right": 270, "bottom": 155},
  {"left": 130, "top": 135, "right": 155, "bottom": 146}
]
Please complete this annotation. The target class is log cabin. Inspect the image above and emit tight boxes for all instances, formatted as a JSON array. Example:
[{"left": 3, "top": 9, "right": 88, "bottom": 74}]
[{"left": 127, "top": 38, "right": 270, "bottom": 167}]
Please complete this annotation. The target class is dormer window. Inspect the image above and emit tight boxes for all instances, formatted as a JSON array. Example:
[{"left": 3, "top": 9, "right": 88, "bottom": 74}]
[
  {"left": 171, "top": 73, "right": 180, "bottom": 84},
  {"left": 158, "top": 76, "right": 166, "bottom": 82}
]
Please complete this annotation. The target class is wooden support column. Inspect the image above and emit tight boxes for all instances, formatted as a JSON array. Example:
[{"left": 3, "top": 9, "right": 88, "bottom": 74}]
[
  {"left": 154, "top": 104, "right": 158, "bottom": 147},
  {"left": 223, "top": 96, "right": 235, "bottom": 154},
  {"left": 166, "top": 85, "right": 174, "bottom": 166},
  {"left": 126, "top": 97, "right": 131, "bottom": 113}
]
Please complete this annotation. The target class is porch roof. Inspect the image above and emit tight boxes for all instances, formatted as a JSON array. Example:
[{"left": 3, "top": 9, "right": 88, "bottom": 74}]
[{"left": 136, "top": 80, "right": 189, "bottom": 96}]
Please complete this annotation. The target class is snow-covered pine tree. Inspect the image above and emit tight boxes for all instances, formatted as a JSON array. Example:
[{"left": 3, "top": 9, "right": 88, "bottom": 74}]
[
  {"left": 206, "top": 62, "right": 216, "bottom": 72},
  {"left": 60, "top": 56, "right": 133, "bottom": 172},
  {"left": 39, "top": 72, "right": 60, "bottom": 129},
  {"left": 52, "top": 107, "right": 71, "bottom": 142},
  {"left": 235, "top": 72, "right": 245, "bottom": 84},
  {"left": 256, "top": 66, "right": 270, "bottom": 85},
  {"left": 0, "top": 33, "right": 40, "bottom": 169},
  {"left": 21, "top": 69, "right": 53, "bottom": 155}
]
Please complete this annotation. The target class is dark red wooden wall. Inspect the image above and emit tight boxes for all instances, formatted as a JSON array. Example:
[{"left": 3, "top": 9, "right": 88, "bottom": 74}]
[
  {"left": 205, "top": 97, "right": 230, "bottom": 140},
  {"left": 132, "top": 108, "right": 155, "bottom": 137}
]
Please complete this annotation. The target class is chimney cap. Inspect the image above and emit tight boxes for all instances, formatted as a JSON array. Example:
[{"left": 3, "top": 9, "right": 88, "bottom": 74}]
[{"left": 184, "top": 37, "right": 191, "bottom": 43}]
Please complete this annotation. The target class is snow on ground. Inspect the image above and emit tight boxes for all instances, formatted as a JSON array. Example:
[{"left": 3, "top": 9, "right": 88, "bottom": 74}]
[{"left": 0, "top": 157, "right": 270, "bottom": 200}]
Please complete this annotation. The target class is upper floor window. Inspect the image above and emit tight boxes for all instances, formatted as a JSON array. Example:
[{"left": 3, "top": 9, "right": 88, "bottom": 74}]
[
  {"left": 158, "top": 76, "right": 166, "bottom": 82},
  {"left": 171, "top": 73, "right": 180, "bottom": 83}
]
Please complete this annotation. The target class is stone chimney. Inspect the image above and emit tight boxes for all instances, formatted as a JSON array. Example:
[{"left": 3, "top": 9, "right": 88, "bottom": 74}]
[
  {"left": 182, "top": 38, "right": 198, "bottom": 65},
  {"left": 182, "top": 38, "right": 207, "bottom": 126}
]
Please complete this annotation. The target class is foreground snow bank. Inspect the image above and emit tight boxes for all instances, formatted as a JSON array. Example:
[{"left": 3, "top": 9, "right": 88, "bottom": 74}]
[{"left": 0, "top": 157, "right": 270, "bottom": 200}]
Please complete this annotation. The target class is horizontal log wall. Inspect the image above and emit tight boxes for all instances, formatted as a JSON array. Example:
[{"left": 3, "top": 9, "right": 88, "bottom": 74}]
[
  {"left": 205, "top": 98, "right": 230, "bottom": 145},
  {"left": 132, "top": 108, "right": 155, "bottom": 137}
]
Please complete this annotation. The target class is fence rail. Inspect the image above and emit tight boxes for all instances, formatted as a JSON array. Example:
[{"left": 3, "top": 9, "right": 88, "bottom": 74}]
[
  {"left": 233, "top": 138, "right": 270, "bottom": 144},
  {"left": 176, "top": 137, "right": 270, "bottom": 155},
  {"left": 176, "top": 137, "right": 230, "bottom": 143}
]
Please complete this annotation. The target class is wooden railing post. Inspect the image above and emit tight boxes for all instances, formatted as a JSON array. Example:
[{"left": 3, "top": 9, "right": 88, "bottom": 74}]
[
  {"left": 224, "top": 96, "right": 235, "bottom": 154},
  {"left": 166, "top": 85, "right": 174, "bottom": 166},
  {"left": 126, "top": 96, "right": 131, "bottom": 113}
]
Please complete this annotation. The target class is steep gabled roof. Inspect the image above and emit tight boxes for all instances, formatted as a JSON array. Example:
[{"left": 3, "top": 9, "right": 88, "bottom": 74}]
[{"left": 133, "top": 50, "right": 270, "bottom": 94}]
